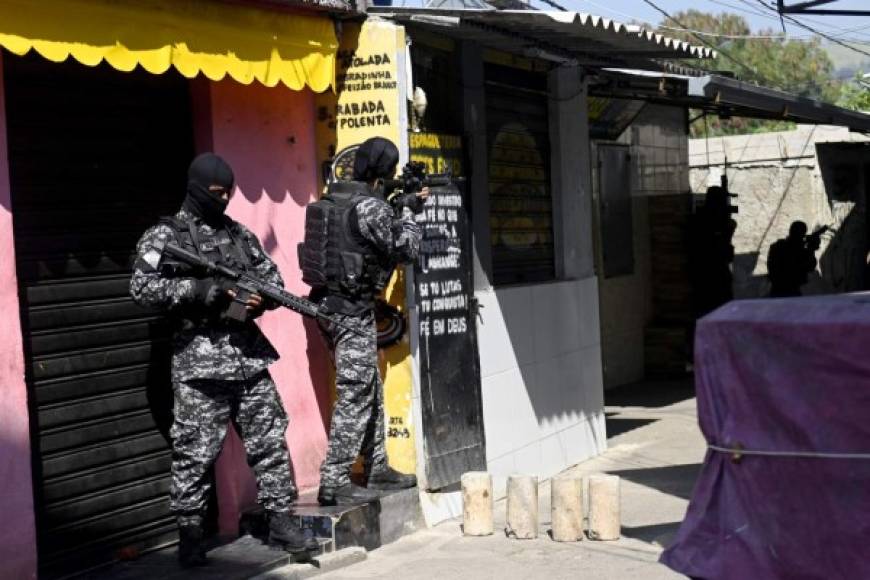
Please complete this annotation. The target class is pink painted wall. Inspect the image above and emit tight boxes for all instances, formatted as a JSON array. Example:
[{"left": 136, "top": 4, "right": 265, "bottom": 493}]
[
  {"left": 0, "top": 53, "right": 38, "bottom": 579},
  {"left": 191, "top": 78, "right": 332, "bottom": 535}
]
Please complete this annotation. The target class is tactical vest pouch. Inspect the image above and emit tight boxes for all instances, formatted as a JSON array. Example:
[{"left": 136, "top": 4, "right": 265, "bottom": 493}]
[
  {"left": 340, "top": 251, "right": 364, "bottom": 294},
  {"left": 299, "top": 201, "right": 331, "bottom": 288}
]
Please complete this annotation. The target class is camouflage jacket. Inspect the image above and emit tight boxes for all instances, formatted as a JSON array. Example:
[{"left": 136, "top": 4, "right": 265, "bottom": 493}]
[
  {"left": 353, "top": 196, "right": 422, "bottom": 265},
  {"left": 130, "top": 208, "right": 282, "bottom": 382}
]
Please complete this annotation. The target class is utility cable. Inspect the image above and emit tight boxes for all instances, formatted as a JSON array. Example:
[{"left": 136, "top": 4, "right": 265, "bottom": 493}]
[
  {"left": 640, "top": 0, "right": 766, "bottom": 84},
  {"left": 754, "top": 0, "right": 870, "bottom": 57},
  {"left": 535, "top": 0, "right": 568, "bottom": 11}
]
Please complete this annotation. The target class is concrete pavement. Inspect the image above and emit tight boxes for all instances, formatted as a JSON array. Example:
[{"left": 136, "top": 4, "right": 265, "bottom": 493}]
[{"left": 310, "top": 379, "right": 704, "bottom": 580}]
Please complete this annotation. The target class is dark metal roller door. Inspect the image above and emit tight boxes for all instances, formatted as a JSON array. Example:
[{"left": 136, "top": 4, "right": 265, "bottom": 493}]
[
  {"left": 4, "top": 54, "right": 193, "bottom": 578},
  {"left": 485, "top": 64, "right": 554, "bottom": 286}
]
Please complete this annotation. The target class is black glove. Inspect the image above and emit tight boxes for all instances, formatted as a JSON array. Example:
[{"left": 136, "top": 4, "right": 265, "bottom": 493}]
[
  {"left": 392, "top": 191, "right": 425, "bottom": 214},
  {"left": 194, "top": 277, "right": 233, "bottom": 308}
]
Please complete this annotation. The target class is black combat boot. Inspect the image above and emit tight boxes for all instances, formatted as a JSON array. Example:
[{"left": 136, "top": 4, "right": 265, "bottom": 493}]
[
  {"left": 367, "top": 466, "right": 417, "bottom": 490},
  {"left": 178, "top": 523, "right": 207, "bottom": 568},
  {"left": 267, "top": 511, "right": 320, "bottom": 554},
  {"left": 317, "top": 482, "right": 381, "bottom": 506}
]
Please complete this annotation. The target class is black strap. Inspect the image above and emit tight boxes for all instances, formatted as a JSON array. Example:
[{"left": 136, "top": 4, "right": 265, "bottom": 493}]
[
  {"left": 186, "top": 221, "right": 203, "bottom": 257},
  {"left": 225, "top": 224, "right": 253, "bottom": 269}
]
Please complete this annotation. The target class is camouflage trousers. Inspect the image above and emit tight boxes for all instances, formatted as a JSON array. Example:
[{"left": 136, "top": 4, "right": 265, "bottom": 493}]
[
  {"left": 318, "top": 310, "right": 388, "bottom": 488},
  {"left": 170, "top": 371, "right": 297, "bottom": 524}
]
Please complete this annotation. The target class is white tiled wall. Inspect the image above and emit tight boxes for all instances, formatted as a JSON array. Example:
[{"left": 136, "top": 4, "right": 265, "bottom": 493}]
[{"left": 475, "top": 276, "right": 606, "bottom": 497}]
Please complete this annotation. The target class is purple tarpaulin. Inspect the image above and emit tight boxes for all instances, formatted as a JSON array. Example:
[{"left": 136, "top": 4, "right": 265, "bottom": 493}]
[{"left": 660, "top": 295, "right": 870, "bottom": 580}]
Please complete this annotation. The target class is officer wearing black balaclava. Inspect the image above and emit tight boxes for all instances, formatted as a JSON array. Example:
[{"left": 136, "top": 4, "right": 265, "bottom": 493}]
[
  {"left": 130, "top": 153, "right": 317, "bottom": 566},
  {"left": 300, "top": 138, "right": 427, "bottom": 506},
  {"left": 183, "top": 152, "right": 235, "bottom": 225}
]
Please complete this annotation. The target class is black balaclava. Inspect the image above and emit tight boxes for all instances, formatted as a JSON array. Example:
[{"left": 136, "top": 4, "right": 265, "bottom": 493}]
[
  {"left": 183, "top": 153, "right": 235, "bottom": 226},
  {"left": 352, "top": 137, "right": 400, "bottom": 182}
]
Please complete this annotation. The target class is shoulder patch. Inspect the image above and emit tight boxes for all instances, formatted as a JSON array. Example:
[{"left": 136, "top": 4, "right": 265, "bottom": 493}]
[{"left": 143, "top": 248, "right": 162, "bottom": 270}]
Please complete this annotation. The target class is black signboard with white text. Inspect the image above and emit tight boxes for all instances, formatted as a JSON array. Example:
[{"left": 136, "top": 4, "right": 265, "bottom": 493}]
[{"left": 410, "top": 133, "right": 486, "bottom": 490}]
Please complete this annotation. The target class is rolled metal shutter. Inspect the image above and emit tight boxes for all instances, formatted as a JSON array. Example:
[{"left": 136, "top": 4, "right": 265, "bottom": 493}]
[
  {"left": 485, "top": 63, "right": 554, "bottom": 285},
  {"left": 5, "top": 54, "right": 193, "bottom": 578}
]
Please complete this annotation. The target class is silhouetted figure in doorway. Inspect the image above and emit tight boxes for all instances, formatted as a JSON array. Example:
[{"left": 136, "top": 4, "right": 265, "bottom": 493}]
[{"left": 688, "top": 186, "right": 737, "bottom": 319}]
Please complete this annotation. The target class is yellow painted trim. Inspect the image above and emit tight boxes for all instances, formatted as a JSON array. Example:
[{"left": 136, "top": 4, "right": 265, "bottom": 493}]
[
  {"left": 315, "top": 20, "right": 417, "bottom": 475},
  {"left": 0, "top": 0, "right": 337, "bottom": 92}
]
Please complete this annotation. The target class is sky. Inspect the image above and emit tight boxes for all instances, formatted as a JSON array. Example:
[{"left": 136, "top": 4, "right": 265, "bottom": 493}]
[{"left": 556, "top": 0, "right": 870, "bottom": 40}]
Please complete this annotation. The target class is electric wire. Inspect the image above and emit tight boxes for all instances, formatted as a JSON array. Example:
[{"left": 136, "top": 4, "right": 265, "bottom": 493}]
[
  {"left": 742, "top": 0, "right": 870, "bottom": 41},
  {"left": 754, "top": 0, "right": 870, "bottom": 58},
  {"left": 534, "top": 0, "right": 569, "bottom": 11},
  {"left": 640, "top": 0, "right": 767, "bottom": 83}
]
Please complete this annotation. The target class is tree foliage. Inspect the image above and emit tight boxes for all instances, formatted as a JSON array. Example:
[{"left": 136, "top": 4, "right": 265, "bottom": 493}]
[
  {"left": 837, "top": 71, "right": 870, "bottom": 112},
  {"left": 656, "top": 10, "right": 840, "bottom": 137}
]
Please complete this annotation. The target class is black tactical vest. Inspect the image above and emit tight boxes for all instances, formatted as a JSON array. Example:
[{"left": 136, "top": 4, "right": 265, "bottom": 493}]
[
  {"left": 299, "top": 182, "right": 390, "bottom": 304},
  {"left": 159, "top": 215, "right": 253, "bottom": 325}
]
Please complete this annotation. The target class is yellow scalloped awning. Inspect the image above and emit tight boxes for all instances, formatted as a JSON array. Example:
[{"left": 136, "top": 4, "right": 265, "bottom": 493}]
[{"left": 0, "top": 0, "right": 337, "bottom": 92}]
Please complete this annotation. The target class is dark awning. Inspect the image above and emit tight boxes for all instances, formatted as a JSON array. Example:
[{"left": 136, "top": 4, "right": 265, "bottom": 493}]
[{"left": 590, "top": 69, "right": 870, "bottom": 133}]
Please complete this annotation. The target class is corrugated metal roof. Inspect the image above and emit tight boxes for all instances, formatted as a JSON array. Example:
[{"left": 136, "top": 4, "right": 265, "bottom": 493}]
[{"left": 369, "top": 8, "right": 715, "bottom": 70}]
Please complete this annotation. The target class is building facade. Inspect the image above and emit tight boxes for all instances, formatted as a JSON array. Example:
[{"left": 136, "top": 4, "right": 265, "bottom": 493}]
[{"left": 0, "top": 0, "right": 345, "bottom": 576}]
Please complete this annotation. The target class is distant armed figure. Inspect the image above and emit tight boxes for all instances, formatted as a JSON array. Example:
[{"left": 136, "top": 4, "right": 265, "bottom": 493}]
[{"left": 767, "top": 220, "right": 824, "bottom": 298}]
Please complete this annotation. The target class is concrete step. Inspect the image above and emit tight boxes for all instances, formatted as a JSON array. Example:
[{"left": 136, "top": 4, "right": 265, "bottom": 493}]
[
  {"left": 240, "top": 487, "right": 424, "bottom": 554},
  {"left": 88, "top": 535, "right": 300, "bottom": 580},
  {"left": 92, "top": 487, "right": 422, "bottom": 580}
]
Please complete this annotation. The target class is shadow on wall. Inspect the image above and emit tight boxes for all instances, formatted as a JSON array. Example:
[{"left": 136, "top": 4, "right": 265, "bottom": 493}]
[
  {"left": 483, "top": 114, "right": 600, "bottom": 428},
  {"left": 485, "top": 280, "right": 604, "bottom": 438},
  {"left": 212, "top": 77, "right": 317, "bottom": 209},
  {"left": 740, "top": 221, "right": 861, "bottom": 298},
  {"left": 730, "top": 142, "right": 870, "bottom": 299}
]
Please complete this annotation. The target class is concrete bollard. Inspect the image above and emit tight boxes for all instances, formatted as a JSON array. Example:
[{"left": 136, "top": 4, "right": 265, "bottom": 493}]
[
  {"left": 588, "top": 474, "right": 621, "bottom": 541},
  {"left": 551, "top": 475, "right": 584, "bottom": 542},
  {"left": 461, "top": 472, "right": 493, "bottom": 536},
  {"left": 506, "top": 475, "right": 539, "bottom": 539}
]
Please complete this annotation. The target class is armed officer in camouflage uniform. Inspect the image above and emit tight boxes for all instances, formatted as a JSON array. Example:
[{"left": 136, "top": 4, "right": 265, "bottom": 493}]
[
  {"left": 302, "top": 138, "right": 426, "bottom": 505},
  {"left": 130, "top": 153, "right": 318, "bottom": 567}
]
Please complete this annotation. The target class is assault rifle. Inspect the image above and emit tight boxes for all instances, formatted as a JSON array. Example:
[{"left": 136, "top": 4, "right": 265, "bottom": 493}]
[
  {"left": 384, "top": 161, "right": 458, "bottom": 213},
  {"left": 806, "top": 225, "right": 830, "bottom": 252},
  {"left": 154, "top": 240, "right": 365, "bottom": 336}
]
